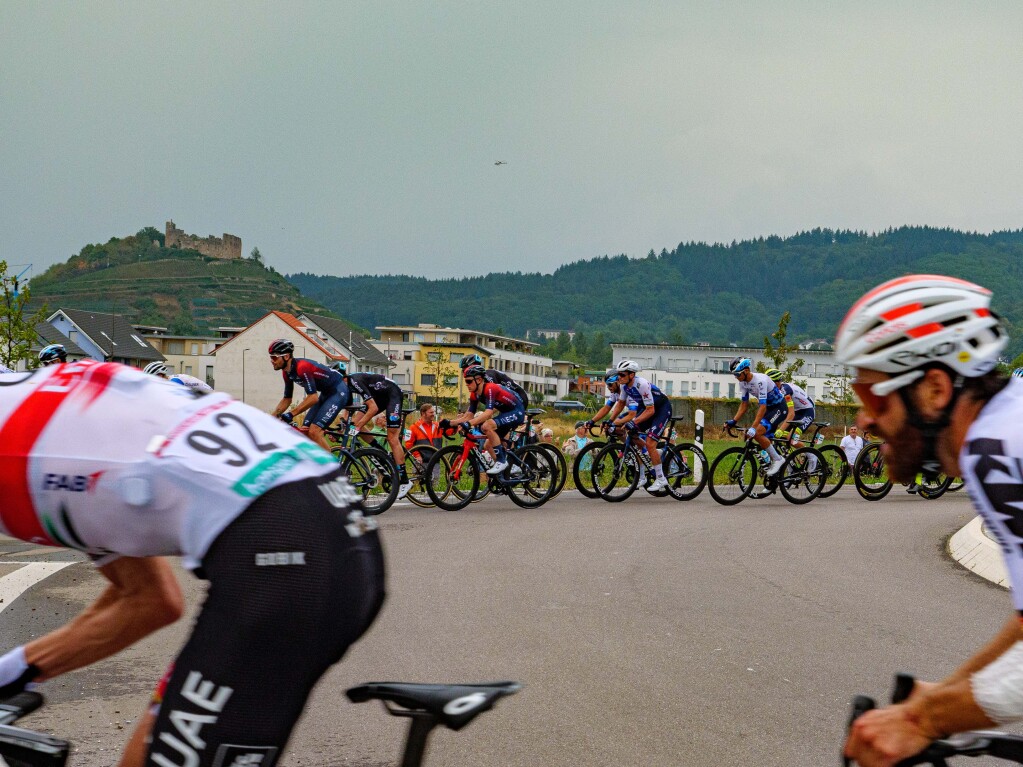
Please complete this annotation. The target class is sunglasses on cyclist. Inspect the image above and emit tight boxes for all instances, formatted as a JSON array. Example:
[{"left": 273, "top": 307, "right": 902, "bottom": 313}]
[{"left": 851, "top": 370, "right": 925, "bottom": 417}]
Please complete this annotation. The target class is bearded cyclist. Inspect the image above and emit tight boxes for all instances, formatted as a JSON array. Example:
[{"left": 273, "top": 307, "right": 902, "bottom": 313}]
[
  {"left": 725, "top": 357, "right": 787, "bottom": 476},
  {"left": 459, "top": 353, "right": 530, "bottom": 408},
  {"left": 835, "top": 275, "right": 1023, "bottom": 766},
  {"left": 609, "top": 360, "right": 672, "bottom": 493}
]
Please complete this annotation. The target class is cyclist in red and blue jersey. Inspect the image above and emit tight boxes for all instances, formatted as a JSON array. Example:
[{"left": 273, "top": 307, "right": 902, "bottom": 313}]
[
  {"left": 443, "top": 365, "right": 525, "bottom": 475},
  {"left": 609, "top": 360, "right": 672, "bottom": 492},
  {"left": 459, "top": 353, "right": 530, "bottom": 408},
  {"left": 725, "top": 357, "right": 788, "bottom": 476},
  {"left": 269, "top": 339, "right": 346, "bottom": 453}
]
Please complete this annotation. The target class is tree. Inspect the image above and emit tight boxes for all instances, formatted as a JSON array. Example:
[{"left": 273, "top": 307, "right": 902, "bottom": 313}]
[
  {"left": 763, "top": 311, "right": 806, "bottom": 384},
  {"left": 422, "top": 351, "right": 459, "bottom": 409},
  {"left": 250, "top": 247, "right": 263, "bottom": 264},
  {"left": 0, "top": 261, "right": 48, "bottom": 369}
]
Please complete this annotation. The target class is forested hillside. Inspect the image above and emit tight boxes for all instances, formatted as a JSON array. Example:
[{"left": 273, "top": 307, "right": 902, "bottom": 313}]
[{"left": 289, "top": 227, "right": 1023, "bottom": 359}]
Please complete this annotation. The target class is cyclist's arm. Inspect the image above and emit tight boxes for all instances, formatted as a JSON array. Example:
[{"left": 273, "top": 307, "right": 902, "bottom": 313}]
[
  {"left": 752, "top": 402, "right": 768, "bottom": 428},
  {"left": 25, "top": 557, "right": 183, "bottom": 680},
  {"left": 468, "top": 407, "right": 496, "bottom": 427},
  {"left": 353, "top": 398, "right": 380, "bottom": 431},
  {"left": 290, "top": 391, "right": 321, "bottom": 417},
  {"left": 732, "top": 400, "right": 749, "bottom": 422},
  {"left": 632, "top": 403, "right": 656, "bottom": 426},
  {"left": 942, "top": 613, "right": 1023, "bottom": 685},
  {"left": 271, "top": 397, "right": 292, "bottom": 417},
  {"left": 779, "top": 392, "right": 795, "bottom": 430}
]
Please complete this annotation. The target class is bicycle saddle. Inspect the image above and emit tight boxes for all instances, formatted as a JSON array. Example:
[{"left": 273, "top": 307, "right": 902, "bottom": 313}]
[
  {"left": 346, "top": 681, "right": 522, "bottom": 730},
  {"left": 526, "top": 408, "right": 545, "bottom": 416}
]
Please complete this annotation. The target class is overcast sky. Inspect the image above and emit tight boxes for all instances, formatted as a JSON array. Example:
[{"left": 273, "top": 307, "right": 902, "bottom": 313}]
[{"left": 3, "top": 2, "right": 1022, "bottom": 280}]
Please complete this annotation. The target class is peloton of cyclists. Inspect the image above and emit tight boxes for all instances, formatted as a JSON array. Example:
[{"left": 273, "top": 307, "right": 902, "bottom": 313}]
[
  {"left": 725, "top": 357, "right": 791, "bottom": 476},
  {"left": 142, "top": 361, "right": 214, "bottom": 394},
  {"left": 442, "top": 364, "right": 526, "bottom": 475},
  {"left": 332, "top": 361, "right": 414, "bottom": 500}
]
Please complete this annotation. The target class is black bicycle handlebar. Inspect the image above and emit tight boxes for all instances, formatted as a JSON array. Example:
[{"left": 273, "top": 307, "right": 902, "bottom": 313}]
[
  {"left": 846, "top": 674, "right": 1023, "bottom": 765},
  {"left": 0, "top": 691, "right": 70, "bottom": 766}
]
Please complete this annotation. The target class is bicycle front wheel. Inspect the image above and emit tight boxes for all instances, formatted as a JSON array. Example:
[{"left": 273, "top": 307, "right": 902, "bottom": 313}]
[
  {"left": 918, "top": 474, "right": 954, "bottom": 500},
  {"left": 778, "top": 447, "right": 826, "bottom": 504},
  {"left": 816, "top": 444, "right": 849, "bottom": 499},
  {"left": 424, "top": 445, "right": 480, "bottom": 511},
  {"left": 853, "top": 443, "right": 892, "bottom": 501},
  {"left": 663, "top": 443, "right": 708, "bottom": 501},
  {"left": 708, "top": 446, "right": 756, "bottom": 506},
  {"left": 404, "top": 445, "right": 438, "bottom": 508},
  {"left": 572, "top": 440, "right": 606, "bottom": 498},
  {"left": 590, "top": 443, "right": 641, "bottom": 502}
]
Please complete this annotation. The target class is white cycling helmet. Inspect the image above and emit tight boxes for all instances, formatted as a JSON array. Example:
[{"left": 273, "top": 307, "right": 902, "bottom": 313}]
[
  {"left": 616, "top": 359, "right": 640, "bottom": 374},
  {"left": 143, "top": 361, "right": 172, "bottom": 377},
  {"left": 834, "top": 274, "right": 1007, "bottom": 378}
]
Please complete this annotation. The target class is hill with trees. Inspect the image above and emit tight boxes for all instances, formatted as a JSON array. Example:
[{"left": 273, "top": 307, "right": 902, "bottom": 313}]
[
  {"left": 30, "top": 227, "right": 335, "bottom": 333},
  {"left": 289, "top": 226, "right": 1023, "bottom": 364}
]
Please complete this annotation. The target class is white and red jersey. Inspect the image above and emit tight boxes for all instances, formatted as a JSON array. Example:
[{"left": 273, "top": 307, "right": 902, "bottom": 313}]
[
  {"left": 0, "top": 361, "right": 337, "bottom": 569},
  {"left": 168, "top": 373, "right": 213, "bottom": 394}
]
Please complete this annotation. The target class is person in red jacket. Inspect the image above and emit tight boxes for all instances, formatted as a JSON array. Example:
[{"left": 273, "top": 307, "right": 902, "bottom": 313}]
[{"left": 405, "top": 403, "right": 445, "bottom": 449}]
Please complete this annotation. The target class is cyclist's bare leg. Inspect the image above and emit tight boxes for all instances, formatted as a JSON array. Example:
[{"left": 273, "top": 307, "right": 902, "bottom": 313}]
[
  {"left": 307, "top": 424, "right": 332, "bottom": 452},
  {"left": 118, "top": 710, "right": 153, "bottom": 767},
  {"left": 481, "top": 419, "right": 500, "bottom": 461},
  {"left": 644, "top": 432, "right": 661, "bottom": 467},
  {"left": 386, "top": 427, "right": 406, "bottom": 468}
]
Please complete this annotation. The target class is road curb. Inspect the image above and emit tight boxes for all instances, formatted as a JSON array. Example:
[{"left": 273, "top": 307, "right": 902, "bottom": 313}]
[{"left": 949, "top": 516, "right": 1008, "bottom": 588}]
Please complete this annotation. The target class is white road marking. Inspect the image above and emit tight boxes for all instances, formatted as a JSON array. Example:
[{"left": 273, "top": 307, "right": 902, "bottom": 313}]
[{"left": 0, "top": 562, "right": 75, "bottom": 614}]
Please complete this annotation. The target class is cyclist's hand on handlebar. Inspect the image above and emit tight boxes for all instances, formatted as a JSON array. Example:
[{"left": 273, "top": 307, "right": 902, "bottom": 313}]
[
  {"left": 439, "top": 418, "right": 451, "bottom": 430},
  {"left": 278, "top": 412, "right": 293, "bottom": 424},
  {"left": 844, "top": 704, "right": 933, "bottom": 767},
  {"left": 745, "top": 427, "right": 757, "bottom": 439},
  {"left": 725, "top": 419, "right": 737, "bottom": 428}
]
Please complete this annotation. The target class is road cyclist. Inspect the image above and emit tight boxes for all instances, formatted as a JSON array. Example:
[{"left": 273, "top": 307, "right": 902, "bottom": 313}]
[
  {"left": 142, "top": 360, "right": 214, "bottom": 394},
  {"left": 459, "top": 352, "right": 530, "bottom": 408},
  {"left": 724, "top": 357, "right": 789, "bottom": 477},
  {"left": 441, "top": 365, "right": 526, "bottom": 476},
  {"left": 573, "top": 369, "right": 635, "bottom": 497},
  {"left": 37, "top": 343, "right": 67, "bottom": 367},
  {"left": 0, "top": 358, "right": 385, "bottom": 767},
  {"left": 268, "top": 338, "right": 347, "bottom": 454},
  {"left": 833, "top": 274, "right": 1023, "bottom": 766}
]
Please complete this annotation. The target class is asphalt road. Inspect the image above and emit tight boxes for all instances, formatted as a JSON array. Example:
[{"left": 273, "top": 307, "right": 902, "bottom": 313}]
[{"left": 0, "top": 485, "right": 1010, "bottom": 766}]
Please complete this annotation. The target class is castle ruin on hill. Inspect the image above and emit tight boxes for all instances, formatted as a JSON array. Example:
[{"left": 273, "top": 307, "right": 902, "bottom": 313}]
[{"left": 165, "top": 220, "right": 242, "bottom": 260}]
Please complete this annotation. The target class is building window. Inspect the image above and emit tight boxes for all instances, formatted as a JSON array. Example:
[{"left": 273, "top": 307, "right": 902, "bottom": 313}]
[
  {"left": 403, "top": 352, "right": 414, "bottom": 361},
  {"left": 68, "top": 329, "right": 78, "bottom": 342},
  {"left": 426, "top": 352, "right": 441, "bottom": 362},
  {"left": 808, "top": 386, "right": 816, "bottom": 398},
  {"left": 712, "top": 382, "right": 720, "bottom": 398},
  {"left": 414, "top": 333, "right": 425, "bottom": 342},
  {"left": 421, "top": 374, "right": 436, "bottom": 386},
  {"left": 167, "top": 341, "right": 184, "bottom": 354},
  {"left": 449, "top": 352, "right": 462, "bottom": 363},
  {"left": 665, "top": 380, "right": 673, "bottom": 395},
  {"left": 680, "top": 382, "right": 689, "bottom": 395},
  {"left": 205, "top": 365, "right": 214, "bottom": 385},
  {"left": 444, "top": 375, "right": 458, "bottom": 386},
  {"left": 185, "top": 365, "right": 193, "bottom": 375},
  {"left": 392, "top": 373, "right": 407, "bottom": 384},
  {"left": 728, "top": 383, "right": 735, "bottom": 398},
  {"left": 191, "top": 343, "right": 199, "bottom": 355}
]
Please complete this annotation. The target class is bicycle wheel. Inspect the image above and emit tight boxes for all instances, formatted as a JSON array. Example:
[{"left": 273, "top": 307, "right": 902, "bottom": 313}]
[
  {"left": 591, "top": 443, "right": 641, "bottom": 502},
  {"left": 853, "top": 443, "right": 892, "bottom": 501},
  {"left": 816, "top": 444, "right": 849, "bottom": 499},
  {"left": 351, "top": 447, "right": 399, "bottom": 515},
  {"left": 918, "top": 474, "right": 954, "bottom": 500},
  {"left": 403, "top": 445, "right": 438, "bottom": 508},
  {"left": 536, "top": 443, "right": 568, "bottom": 499},
  {"left": 506, "top": 445, "right": 557, "bottom": 508},
  {"left": 708, "top": 446, "right": 756, "bottom": 506},
  {"left": 662, "top": 443, "right": 708, "bottom": 501},
  {"left": 947, "top": 477, "right": 965, "bottom": 492},
  {"left": 778, "top": 447, "right": 826, "bottom": 504},
  {"left": 424, "top": 445, "right": 480, "bottom": 511},
  {"left": 572, "top": 440, "right": 607, "bottom": 498}
]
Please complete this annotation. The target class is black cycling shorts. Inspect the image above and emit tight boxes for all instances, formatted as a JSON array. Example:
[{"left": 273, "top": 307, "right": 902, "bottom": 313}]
[{"left": 145, "top": 470, "right": 386, "bottom": 767}]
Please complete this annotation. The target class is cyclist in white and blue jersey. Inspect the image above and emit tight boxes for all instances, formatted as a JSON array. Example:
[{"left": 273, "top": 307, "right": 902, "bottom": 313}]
[
  {"left": 725, "top": 357, "right": 788, "bottom": 475},
  {"left": 765, "top": 368, "right": 815, "bottom": 443},
  {"left": 143, "top": 361, "right": 213, "bottom": 394},
  {"left": 607, "top": 360, "right": 672, "bottom": 492}
]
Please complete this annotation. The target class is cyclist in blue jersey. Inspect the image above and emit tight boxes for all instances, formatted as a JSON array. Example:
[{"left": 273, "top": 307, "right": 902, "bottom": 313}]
[
  {"left": 608, "top": 360, "right": 672, "bottom": 492},
  {"left": 725, "top": 357, "right": 788, "bottom": 476},
  {"left": 269, "top": 339, "right": 347, "bottom": 453},
  {"left": 443, "top": 365, "right": 525, "bottom": 474},
  {"left": 38, "top": 344, "right": 67, "bottom": 367},
  {"left": 142, "top": 361, "right": 214, "bottom": 394}
]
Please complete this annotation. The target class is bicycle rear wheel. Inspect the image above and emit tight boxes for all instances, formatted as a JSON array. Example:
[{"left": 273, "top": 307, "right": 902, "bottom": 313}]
[
  {"left": 778, "top": 447, "right": 826, "bottom": 504},
  {"left": 536, "top": 443, "right": 568, "bottom": 499},
  {"left": 404, "top": 446, "right": 438, "bottom": 508},
  {"left": 918, "top": 474, "right": 954, "bottom": 500},
  {"left": 853, "top": 443, "right": 892, "bottom": 501},
  {"left": 816, "top": 444, "right": 849, "bottom": 499},
  {"left": 590, "top": 443, "right": 640, "bottom": 502},
  {"left": 424, "top": 445, "right": 480, "bottom": 511},
  {"left": 662, "top": 443, "right": 708, "bottom": 501},
  {"left": 506, "top": 445, "right": 557, "bottom": 508},
  {"left": 708, "top": 446, "right": 756, "bottom": 506},
  {"left": 572, "top": 440, "right": 606, "bottom": 498}
]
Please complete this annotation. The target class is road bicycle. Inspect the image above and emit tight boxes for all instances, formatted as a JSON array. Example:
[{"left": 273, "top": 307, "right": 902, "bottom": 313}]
[
  {"left": 348, "top": 406, "right": 441, "bottom": 509},
  {"left": 423, "top": 425, "right": 557, "bottom": 511},
  {"left": 847, "top": 673, "right": 1023, "bottom": 765},
  {"left": 588, "top": 421, "right": 708, "bottom": 503},
  {"left": 0, "top": 682, "right": 521, "bottom": 767},
  {"left": 852, "top": 441, "right": 960, "bottom": 502},
  {"left": 508, "top": 408, "right": 568, "bottom": 499},
  {"left": 785, "top": 421, "right": 848, "bottom": 499},
  {"left": 571, "top": 422, "right": 610, "bottom": 499},
  {"left": 707, "top": 425, "right": 826, "bottom": 505}
]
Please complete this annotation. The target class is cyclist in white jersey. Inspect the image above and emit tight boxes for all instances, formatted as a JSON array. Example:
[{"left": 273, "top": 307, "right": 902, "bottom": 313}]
[
  {"left": 0, "top": 360, "right": 384, "bottom": 767},
  {"left": 834, "top": 276, "right": 1023, "bottom": 766},
  {"left": 143, "top": 360, "right": 214, "bottom": 394},
  {"left": 725, "top": 358, "right": 789, "bottom": 475}
]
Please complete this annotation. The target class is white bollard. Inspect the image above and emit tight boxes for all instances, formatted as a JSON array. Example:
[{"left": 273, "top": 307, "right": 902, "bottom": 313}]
[{"left": 695, "top": 409, "right": 705, "bottom": 483}]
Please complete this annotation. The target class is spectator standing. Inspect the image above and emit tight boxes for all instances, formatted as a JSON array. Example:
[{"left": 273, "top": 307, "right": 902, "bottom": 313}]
[{"left": 840, "top": 425, "right": 864, "bottom": 464}]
